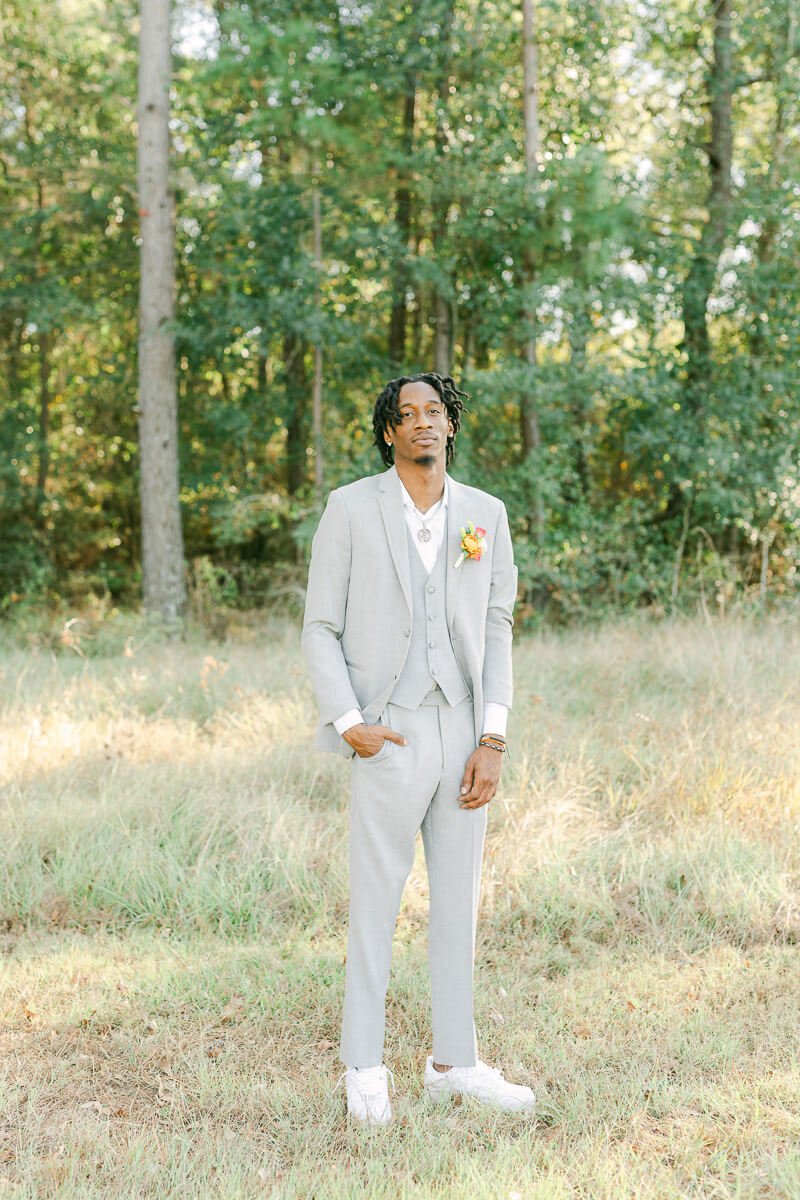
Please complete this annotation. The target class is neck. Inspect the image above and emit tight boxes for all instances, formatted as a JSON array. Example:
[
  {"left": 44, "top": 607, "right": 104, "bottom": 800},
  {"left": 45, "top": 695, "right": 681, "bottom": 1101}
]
[{"left": 395, "top": 460, "right": 446, "bottom": 513}]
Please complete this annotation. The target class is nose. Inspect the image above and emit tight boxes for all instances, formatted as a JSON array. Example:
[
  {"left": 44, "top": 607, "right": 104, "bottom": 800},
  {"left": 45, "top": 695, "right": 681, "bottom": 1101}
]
[{"left": 415, "top": 411, "right": 433, "bottom": 428}]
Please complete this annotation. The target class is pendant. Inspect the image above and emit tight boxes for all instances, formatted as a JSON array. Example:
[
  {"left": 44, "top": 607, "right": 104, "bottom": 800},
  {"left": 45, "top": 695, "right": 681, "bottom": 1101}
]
[{"left": 417, "top": 526, "right": 432, "bottom": 543}]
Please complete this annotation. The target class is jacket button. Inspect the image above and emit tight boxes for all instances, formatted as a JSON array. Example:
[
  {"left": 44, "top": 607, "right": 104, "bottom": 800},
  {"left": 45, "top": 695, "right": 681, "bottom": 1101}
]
[
  {"left": 403, "top": 629, "right": 410, "bottom": 637},
  {"left": 429, "top": 641, "right": 435, "bottom": 648},
  {"left": 426, "top": 585, "right": 435, "bottom": 593}
]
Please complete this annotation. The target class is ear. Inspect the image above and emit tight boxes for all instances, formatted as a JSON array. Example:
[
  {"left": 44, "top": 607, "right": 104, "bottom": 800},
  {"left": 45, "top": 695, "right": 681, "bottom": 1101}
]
[{"left": 384, "top": 431, "right": 392, "bottom": 445}]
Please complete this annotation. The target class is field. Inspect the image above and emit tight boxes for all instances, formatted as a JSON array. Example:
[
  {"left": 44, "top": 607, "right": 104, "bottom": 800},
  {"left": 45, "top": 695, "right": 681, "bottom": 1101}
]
[{"left": 2, "top": 613, "right": 800, "bottom": 1199}]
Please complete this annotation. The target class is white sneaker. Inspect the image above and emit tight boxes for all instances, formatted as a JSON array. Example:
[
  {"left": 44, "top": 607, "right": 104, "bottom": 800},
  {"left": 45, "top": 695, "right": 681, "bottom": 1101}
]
[
  {"left": 424, "top": 1057, "right": 535, "bottom": 1114},
  {"left": 337, "top": 1065, "right": 395, "bottom": 1125}
]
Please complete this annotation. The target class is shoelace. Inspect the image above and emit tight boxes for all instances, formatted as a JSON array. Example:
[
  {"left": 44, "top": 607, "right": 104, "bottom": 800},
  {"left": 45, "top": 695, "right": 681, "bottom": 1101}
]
[
  {"left": 471, "top": 1062, "right": 501, "bottom": 1084},
  {"left": 335, "top": 1066, "right": 396, "bottom": 1097},
  {"left": 443, "top": 1061, "right": 505, "bottom": 1096}
]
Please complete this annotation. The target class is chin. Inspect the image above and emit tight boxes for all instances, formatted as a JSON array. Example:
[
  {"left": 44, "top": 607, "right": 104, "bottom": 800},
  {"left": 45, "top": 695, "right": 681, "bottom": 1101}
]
[{"left": 413, "top": 453, "right": 437, "bottom": 467}]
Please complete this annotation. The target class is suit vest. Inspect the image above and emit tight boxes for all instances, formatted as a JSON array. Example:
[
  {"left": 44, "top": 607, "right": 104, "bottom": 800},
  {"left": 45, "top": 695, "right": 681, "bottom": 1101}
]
[{"left": 390, "top": 525, "right": 471, "bottom": 710}]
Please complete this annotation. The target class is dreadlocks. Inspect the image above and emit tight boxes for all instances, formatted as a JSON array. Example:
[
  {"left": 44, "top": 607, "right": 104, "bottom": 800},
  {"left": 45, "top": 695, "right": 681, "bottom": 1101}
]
[{"left": 373, "top": 372, "right": 469, "bottom": 468}]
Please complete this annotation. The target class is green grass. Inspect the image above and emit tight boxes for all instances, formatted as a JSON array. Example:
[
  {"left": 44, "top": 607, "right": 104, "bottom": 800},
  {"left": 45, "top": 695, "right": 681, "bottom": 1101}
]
[{"left": 2, "top": 612, "right": 800, "bottom": 1197}]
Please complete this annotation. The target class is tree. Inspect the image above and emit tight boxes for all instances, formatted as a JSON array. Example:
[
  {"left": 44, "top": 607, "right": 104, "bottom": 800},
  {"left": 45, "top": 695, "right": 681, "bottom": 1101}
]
[
  {"left": 0, "top": 0, "right": 141, "bottom": 601},
  {"left": 2, "top": 0, "right": 798, "bottom": 617},
  {"left": 137, "top": 0, "right": 186, "bottom": 621},
  {"left": 680, "top": 0, "right": 734, "bottom": 409},
  {"left": 520, "top": 0, "right": 544, "bottom": 538},
  {"left": 388, "top": 68, "right": 417, "bottom": 368}
]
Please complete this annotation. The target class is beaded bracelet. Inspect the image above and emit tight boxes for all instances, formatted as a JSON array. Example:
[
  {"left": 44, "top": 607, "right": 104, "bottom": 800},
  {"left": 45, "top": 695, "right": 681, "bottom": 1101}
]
[{"left": 479, "top": 735, "right": 507, "bottom": 753}]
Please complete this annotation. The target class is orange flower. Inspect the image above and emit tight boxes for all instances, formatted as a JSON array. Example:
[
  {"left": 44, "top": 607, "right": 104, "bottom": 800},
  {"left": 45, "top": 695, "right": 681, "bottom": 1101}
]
[{"left": 454, "top": 521, "right": 488, "bottom": 568}]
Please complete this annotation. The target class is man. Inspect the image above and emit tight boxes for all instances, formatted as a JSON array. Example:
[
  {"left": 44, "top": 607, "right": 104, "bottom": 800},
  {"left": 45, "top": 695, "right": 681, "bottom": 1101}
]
[{"left": 302, "top": 371, "right": 534, "bottom": 1124}]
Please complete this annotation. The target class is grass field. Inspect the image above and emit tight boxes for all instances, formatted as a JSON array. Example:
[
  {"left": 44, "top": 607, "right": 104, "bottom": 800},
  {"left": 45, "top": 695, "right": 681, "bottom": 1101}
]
[{"left": 2, "top": 612, "right": 800, "bottom": 1198}]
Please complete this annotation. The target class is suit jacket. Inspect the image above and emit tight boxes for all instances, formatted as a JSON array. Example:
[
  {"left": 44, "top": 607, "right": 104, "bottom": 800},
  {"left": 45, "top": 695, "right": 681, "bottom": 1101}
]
[{"left": 301, "top": 465, "right": 517, "bottom": 758}]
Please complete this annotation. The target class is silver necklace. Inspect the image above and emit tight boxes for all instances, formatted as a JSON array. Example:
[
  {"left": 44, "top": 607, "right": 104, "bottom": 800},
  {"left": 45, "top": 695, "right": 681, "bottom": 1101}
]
[{"left": 413, "top": 502, "right": 437, "bottom": 543}]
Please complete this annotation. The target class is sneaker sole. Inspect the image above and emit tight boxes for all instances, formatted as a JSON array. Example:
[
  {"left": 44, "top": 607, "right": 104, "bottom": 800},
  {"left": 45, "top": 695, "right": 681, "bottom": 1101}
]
[
  {"left": 346, "top": 1106, "right": 393, "bottom": 1126},
  {"left": 424, "top": 1087, "right": 536, "bottom": 1115}
]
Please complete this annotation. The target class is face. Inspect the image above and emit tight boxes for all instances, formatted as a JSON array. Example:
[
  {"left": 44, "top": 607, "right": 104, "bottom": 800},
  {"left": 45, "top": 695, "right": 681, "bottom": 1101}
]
[{"left": 384, "top": 381, "right": 454, "bottom": 468}]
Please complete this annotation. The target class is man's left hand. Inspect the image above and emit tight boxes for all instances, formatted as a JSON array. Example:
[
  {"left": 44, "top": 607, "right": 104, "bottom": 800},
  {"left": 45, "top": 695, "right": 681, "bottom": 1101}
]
[{"left": 459, "top": 745, "right": 503, "bottom": 810}]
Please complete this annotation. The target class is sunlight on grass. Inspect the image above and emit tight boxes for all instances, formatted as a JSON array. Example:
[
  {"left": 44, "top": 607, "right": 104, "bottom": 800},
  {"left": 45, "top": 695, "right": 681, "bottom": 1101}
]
[{"left": 2, "top": 614, "right": 800, "bottom": 1197}]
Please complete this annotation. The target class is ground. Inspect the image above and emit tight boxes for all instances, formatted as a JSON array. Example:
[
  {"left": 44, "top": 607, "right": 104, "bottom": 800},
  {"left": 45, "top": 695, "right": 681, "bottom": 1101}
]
[{"left": 1, "top": 613, "right": 799, "bottom": 1198}]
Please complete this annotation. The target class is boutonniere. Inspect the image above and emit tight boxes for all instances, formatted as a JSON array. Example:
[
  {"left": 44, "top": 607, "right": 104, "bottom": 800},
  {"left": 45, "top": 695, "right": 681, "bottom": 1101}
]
[{"left": 453, "top": 521, "right": 487, "bottom": 568}]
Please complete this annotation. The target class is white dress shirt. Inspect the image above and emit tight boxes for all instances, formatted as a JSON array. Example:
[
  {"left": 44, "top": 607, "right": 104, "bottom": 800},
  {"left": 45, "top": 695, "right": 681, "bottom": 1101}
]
[
  {"left": 399, "top": 475, "right": 449, "bottom": 573},
  {"left": 333, "top": 475, "right": 509, "bottom": 740}
]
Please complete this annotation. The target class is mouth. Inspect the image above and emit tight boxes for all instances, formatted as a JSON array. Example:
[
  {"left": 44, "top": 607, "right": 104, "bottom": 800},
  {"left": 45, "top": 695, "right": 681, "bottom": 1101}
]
[{"left": 412, "top": 436, "right": 437, "bottom": 446}]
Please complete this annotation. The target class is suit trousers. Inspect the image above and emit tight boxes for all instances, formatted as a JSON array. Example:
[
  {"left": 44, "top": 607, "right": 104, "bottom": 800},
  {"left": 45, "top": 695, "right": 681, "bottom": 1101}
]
[{"left": 340, "top": 693, "right": 486, "bottom": 1069}]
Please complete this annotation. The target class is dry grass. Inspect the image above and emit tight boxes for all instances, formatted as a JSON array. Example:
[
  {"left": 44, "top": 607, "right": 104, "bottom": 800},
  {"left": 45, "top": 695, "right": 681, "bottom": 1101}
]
[{"left": 2, "top": 612, "right": 800, "bottom": 1198}]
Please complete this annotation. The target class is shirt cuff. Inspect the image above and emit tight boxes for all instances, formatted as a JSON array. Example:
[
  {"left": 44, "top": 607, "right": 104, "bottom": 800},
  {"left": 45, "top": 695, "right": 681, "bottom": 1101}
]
[
  {"left": 333, "top": 708, "right": 365, "bottom": 736},
  {"left": 481, "top": 702, "right": 508, "bottom": 738}
]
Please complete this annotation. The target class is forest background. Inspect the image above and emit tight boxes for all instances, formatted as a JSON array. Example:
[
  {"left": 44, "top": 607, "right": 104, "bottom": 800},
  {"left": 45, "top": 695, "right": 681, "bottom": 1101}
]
[
  {"left": 4, "top": 6, "right": 800, "bottom": 1193},
  {"left": 2, "top": 0, "right": 799, "bottom": 624}
]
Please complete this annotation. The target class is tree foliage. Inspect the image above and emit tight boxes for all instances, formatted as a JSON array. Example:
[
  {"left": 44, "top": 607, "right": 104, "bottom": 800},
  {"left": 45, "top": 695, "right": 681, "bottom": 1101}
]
[{"left": 1, "top": 0, "right": 798, "bottom": 618}]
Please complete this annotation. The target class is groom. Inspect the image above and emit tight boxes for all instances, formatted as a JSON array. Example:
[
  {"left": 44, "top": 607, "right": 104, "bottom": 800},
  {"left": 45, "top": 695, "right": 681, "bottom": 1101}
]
[{"left": 302, "top": 371, "right": 534, "bottom": 1123}]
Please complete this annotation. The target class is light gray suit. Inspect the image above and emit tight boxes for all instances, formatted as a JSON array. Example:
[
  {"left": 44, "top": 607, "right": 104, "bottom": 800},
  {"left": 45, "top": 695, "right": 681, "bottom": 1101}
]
[{"left": 302, "top": 464, "right": 517, "bottom": 1067}]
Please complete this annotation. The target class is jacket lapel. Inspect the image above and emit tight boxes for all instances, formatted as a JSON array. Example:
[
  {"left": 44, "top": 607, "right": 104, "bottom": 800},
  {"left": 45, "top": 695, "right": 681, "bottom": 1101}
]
[
  {"left": 377, "top": 466, "right": 412, "bottom": 616},
  {"left": 445, "top": 476, "right": 467, "bottom": 630}
]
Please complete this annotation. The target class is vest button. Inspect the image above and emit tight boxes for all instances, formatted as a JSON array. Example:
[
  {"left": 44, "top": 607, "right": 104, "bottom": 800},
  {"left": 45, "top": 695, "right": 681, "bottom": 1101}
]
[
  {"left": 429, "top": 641, "right": 435, "bottom": 648},
  {"left": 403, "top": 629, "right": 410, "bottom": 637},
  {"left": 428, "top": 614, "right": 435, "bottom": 621},
  {"left": 426, "top": 585, "right": 435, "bottom": 593}
]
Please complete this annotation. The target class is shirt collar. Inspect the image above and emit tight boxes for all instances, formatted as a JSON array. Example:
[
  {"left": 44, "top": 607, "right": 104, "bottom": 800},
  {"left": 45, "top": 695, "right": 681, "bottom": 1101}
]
[{"left": 399, "top": 474, "right": 449, "bottom": 518}]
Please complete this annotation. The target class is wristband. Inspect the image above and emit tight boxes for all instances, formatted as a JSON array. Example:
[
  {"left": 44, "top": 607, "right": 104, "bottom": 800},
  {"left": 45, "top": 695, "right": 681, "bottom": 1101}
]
[{"left": 479, "top": 735, "right": 507, "bottom": 753}]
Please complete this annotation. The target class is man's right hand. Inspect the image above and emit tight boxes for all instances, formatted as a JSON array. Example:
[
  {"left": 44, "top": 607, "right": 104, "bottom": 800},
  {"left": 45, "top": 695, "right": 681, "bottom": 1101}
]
[{"left": 343, "top": 724, "right": 408, "bottom": 759}]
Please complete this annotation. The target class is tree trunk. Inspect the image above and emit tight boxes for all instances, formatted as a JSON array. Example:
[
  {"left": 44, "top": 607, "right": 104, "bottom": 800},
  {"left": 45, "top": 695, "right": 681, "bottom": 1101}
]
[
  {"left": 458, "top": 308, "right": 471, "bottom": 374},
  {"left": 137, "top": 0, "right": 186, "bottom": 623},
  {"left": 521, "top": 0, "right": 545, "bottom": 537},
  {"left": 432, "top": 1, "right": 456, "bottom": 377},
  {"left": 27, "top": 138, "right": 52, "bottom": 523},
  {"left": 311, "top": 181, "right": 323, "bottom": 503},
  {"left": 750, "top": 8, "right": 791, "bottom": 361},
  {"left": 4, "top": 319, "right": 23, "bottom": 424},
  {"left": 680, "top": 0, "right": 734, "bottom": 410},
  {"left": 433, "top": 292, "right": 451, "bottom": 376},
  {"left": 522, "top": 0, "right": 540, "bottom": 178},
  {"left": 473, "top": 332, "right": 490, "bottom": 370},
  {"left": 36, "top": 329, "right": 52, "bottom": 502},
  {"left": 284, "top": 331, "right": 308, "bottom": 497},
  {"left": 388, "top": 74, "right": 416, "bottom": 368},
  {"left": 754, "top": 97, "right": 786, "bottom": 270},
  {"left": 568, "top": 300, "right": 591, "bottom": 496},
  {"left": 410, "top": 269, "right": 423, "bottom": 365}
]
